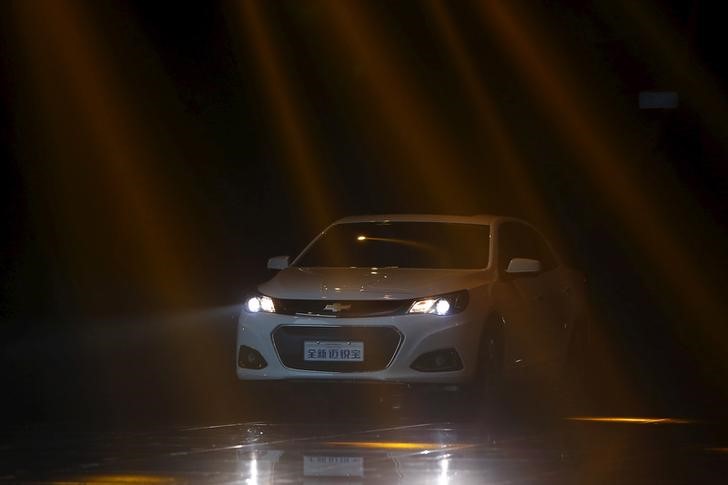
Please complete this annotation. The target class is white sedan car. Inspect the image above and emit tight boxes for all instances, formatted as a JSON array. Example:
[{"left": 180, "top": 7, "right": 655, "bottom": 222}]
[{"left": 237, "top": 214, "right": 588, "bottom": 393}]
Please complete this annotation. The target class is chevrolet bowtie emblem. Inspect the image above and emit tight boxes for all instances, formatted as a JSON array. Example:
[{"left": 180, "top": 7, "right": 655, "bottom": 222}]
[{"left": 323, "top": 303, "right": 352, "bottom": 312}]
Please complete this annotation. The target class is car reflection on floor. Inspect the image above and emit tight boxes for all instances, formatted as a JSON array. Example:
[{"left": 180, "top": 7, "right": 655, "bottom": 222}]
[{"left": 2, "top": 413, "right": 728, "bottom": 484}]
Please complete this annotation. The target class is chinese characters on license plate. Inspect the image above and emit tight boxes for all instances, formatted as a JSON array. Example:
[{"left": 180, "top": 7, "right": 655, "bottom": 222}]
[{"left": 303, "top": 341, "right": 364, "bottom": 362}]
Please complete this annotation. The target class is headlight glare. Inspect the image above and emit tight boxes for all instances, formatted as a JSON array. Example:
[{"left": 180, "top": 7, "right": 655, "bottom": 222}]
[
  {"left": 246, "top": 297, "right": 261, "bottom": 313},
  {"left": 245, "top": 295, "right": 275, "bottom": 313},
  {"left": 407, "top": 290, "right": 468, "bottom": 316},
  {"left": 409, "top": 298, "right": 437, "bottom": 314},
  {"left": 434, "top": 299, "right": 451, "bottom": 316},
  {"left": 260, "top": 296, "right": 275, "bottom": 312}
]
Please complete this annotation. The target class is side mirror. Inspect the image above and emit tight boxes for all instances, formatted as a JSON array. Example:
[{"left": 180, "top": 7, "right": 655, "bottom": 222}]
[
  {"left": 506, "top": 257, "right": 542, "bottom": 274},
  {"left": 267, "top": 255, "right": 290, "bottom": 270}
]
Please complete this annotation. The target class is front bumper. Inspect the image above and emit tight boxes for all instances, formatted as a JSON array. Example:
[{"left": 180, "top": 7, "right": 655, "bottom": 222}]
[{"left": 236, "top": 309, "right": 484, "bottom": 384}]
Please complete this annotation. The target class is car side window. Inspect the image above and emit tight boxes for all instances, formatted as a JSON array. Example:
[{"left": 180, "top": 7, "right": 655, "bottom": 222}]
[{"left": 498, "top": 222, "right": 558, "bottom": 272}]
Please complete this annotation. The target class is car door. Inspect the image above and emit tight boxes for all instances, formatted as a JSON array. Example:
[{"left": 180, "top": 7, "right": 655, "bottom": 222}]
[
  {"left": 492, "top": 221, "right": 567, "bottom": 372},
  {"left": 527, "top": 227, "right": 591, "bottom": 361},
  {"left": 528, "top": 227, "right": 575, "bottom": 362}
]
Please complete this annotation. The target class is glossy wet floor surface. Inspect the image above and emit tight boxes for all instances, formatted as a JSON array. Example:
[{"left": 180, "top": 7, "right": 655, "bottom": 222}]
[{"left": 3, "top": 413, "right": 728, "bottom": 484}]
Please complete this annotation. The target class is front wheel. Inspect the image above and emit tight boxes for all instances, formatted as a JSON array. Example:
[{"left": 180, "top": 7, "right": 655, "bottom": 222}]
[
  {"left": 561, "top": 317, "right": 590, "bottom": 412},
  {"left": 467, "top": 314, "right": 506, "bottom": 416}
]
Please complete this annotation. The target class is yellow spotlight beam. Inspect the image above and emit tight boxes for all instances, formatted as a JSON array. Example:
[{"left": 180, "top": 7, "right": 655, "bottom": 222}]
[
  {"left": 320, "top": 1, "right": 477, "bottom": 212},
  {"left": 235, "top": 1, "right": 333, "bottom": 231},
  {"left": 476, "top": 1, "right": 728, "bottom": 378},
  {"left": 567, "top": 416, "right": 695, "bottom": 425},
  {"left": 613, "top": 1, "right": 728, "bottom": 155},
  {"left": 10, "top": 0, "right": 193, "bottom": 307},
  {"left": 323, "top": 441, "right": 474, "bottom": 451},
  {"left": 54, "top": 475, "right": 176, "bottom": 485},
  {"left": 428, "top": 0, "right": 635, "bottom": 410},
  {"left": 10, "top": 1, "right": 237, "bottom": 416},
  {"left": 426, "top": 0, "right": 554, "bottom": 232},
  {"left": 705, "top": 448, "right": 728, "bottom": 454}
]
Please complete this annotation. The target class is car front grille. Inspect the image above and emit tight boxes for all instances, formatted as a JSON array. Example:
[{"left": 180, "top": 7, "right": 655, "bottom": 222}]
[
  {"left": 272, "top": 298, "right": 411, "bottom": 318},
  {"left": 272, "top": 325, "right": 403, "bottom": 372}
]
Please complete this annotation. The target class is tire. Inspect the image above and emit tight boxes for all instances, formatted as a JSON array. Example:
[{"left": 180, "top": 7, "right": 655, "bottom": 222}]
[
  {"left": 468, "top": 314, "right": 506, "bottom": 416},
  {"left": 561, "top": 317, "right": 589, "bottom": 413}
]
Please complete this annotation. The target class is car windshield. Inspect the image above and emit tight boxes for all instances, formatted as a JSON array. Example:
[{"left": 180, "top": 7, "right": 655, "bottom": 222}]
[{"left": 294, "top": 221, "right": 490, "bottom": 269}]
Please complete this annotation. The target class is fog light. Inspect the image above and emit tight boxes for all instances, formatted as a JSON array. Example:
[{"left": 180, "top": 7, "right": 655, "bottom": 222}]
[
  {"left": 238, "top": 345, "right": 267, "bottom": 369},
  {"left": 411, "top": 349, "right": 463, "bottom": 372}
]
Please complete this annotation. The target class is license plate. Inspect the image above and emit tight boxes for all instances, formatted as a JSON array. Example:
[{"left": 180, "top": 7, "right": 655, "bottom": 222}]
[
  {"left": 303, "top": 456, "right": 364, "bottom": 477},
  {"left": 303, "top": 341, "right": 364, "bottom": 362}
]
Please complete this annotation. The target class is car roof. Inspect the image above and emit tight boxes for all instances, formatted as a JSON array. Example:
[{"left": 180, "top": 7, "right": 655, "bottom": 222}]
[{"left": 332, "top": 214, "right": 502, "bottom": 225}]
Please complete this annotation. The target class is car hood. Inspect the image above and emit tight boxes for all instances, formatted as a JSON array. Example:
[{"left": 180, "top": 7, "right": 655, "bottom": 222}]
[{"left": 258, "top": 267, "right": 494, "bottom": 300}]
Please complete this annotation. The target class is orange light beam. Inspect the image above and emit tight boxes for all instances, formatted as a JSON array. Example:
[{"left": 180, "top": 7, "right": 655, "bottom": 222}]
[
  {"left": 323, "top": 441, "right": 474, "bottom": 451},
  {"left": 567, "top": 416, "right": 695, "bottom": 425},
  {"left": 477, "top": 1, "right": 728, "bottom": 377},
  {"left": 320, "top": 1, "right": 478, "bottom": 212},
  {"left": 614, "top": 1, "right": 728, "bottom": 155},
  {"left": 236, "top": 1, "right": 333, "bottom": 231},
  {"left": 426, "top": 0, "right": 556, "bottom": 235},
  {"left": 428, "top": 1, "right": 638, "bottom": 411},
  {"left": 11, "top": 0, "right": 193, "bottom": 307},
  {"left": 10, "top": 0, "right": 237, "bottom": 417}
]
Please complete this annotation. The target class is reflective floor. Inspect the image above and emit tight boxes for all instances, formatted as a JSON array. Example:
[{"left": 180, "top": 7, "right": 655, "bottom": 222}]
[{"left": 3, "top": 404, "right": 728, "bottom": 484}]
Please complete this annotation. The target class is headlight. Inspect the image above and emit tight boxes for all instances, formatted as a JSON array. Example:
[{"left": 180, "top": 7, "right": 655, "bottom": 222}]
[
  {"left": 245, "top": 295, "right": 276, "bottom": 313},
  {"left": 407, "top": 290, "right": 468, "bottom": 316}
]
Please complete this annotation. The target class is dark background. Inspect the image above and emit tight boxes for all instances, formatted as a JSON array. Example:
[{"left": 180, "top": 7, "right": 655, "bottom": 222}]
[{"left": 0, "top": 0, "right": 726, "bottom": 425}]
